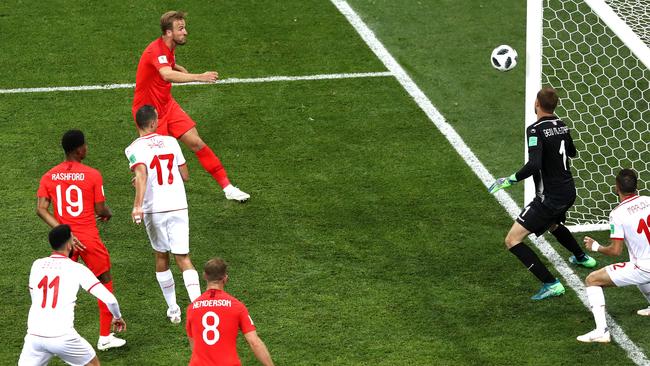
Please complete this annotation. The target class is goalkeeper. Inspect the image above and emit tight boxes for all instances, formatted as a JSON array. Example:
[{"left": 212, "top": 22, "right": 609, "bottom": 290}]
[{"left": 488, "top": 87, "right": 596, "bottom": 300}]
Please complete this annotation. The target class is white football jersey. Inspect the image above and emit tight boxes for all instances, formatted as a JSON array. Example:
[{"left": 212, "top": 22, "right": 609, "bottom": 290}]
[
  {"left": 125, "top": 134, "right": 188, "bottom": 213},
  {"left": 27, "top": 254, "right": 101, "bottom": 337},
  {"left": 610, "top": 195, "right": 650, "bottom": 269}
]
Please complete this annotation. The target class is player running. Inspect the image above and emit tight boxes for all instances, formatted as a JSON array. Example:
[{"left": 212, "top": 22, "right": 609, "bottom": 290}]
[
  {"left": 126, "top": 105, "right": 202, "bottom": 324},
  {"left": 36, "top": 130, "right": 126, "bottom": 350},
  {"left": 186, "top": 257, "right": 274, "bottom": 366},
  {"left": 577, "top": 169, "right": 650, "bottom": 343},
  {"left": 19, "top": 225, "right": 126, "bottom": 366},
  {"left": 489, "top": 87, "right": 596, "bottom": 300},
  {"left": 133, "top": 10, "right": 249, "bottom": 203}
]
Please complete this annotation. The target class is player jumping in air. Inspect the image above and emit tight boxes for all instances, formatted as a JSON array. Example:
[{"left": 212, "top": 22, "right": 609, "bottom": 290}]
[
  {"left": 133, "top": 10, "right": 249, "bottom": 203},
  {"left": 37, "top": 130, "right": 126, "bottom": 350},
  {"left": 18, "top": 225, "right": 126, "bottom": 366},
  {"left": 489, "top": 87, "right": 597, "bottom": 300},
  {"left": 186, "top": 258, "right": 274, "bottom": 366},
  {"left": 126, "top": 105, "right": 202, "bottom": 324},
  {"left": 577, "top": 169, "right": 650, "bottom": 343}
]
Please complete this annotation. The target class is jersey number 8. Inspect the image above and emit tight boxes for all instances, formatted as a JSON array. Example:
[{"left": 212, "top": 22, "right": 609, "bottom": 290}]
[{"left": 201, "top": 311, "right": 220, "bottom": 345}]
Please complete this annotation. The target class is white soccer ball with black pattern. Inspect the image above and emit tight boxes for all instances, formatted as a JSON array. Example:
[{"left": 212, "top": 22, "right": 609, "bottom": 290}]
[{"left": 491, "top": 45, "right": 518, "bottom": 72}]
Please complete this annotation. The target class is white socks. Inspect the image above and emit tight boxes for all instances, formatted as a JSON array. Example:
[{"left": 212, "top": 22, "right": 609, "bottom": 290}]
[
  {"left": 183, "top": 269, "right": 201, "bottom": 302},
  {"left": 637, "top": 283, "right": 650, "bottom": 304},
  {"left": 586, "top": 286, "right": 607, "bottom": 332},
  {"left": 156, "top": 270, "right": 178, "bottom": 309}
]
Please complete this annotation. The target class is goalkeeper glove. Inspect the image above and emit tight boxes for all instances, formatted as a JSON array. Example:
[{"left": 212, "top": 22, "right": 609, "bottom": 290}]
[{"left": 488, "top": 174, "right": 517, "bottom": 194}]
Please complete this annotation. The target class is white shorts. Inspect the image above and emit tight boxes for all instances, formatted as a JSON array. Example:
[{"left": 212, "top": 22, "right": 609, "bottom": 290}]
[
  {"left": 606, "top": 262, "right": 650, "bottom": 287},
  {"left": 18, "top": 332, "right": 95, "bottom": 366},
  {"left": 144, "top": 209, "right": 190, "bottom": 255}
]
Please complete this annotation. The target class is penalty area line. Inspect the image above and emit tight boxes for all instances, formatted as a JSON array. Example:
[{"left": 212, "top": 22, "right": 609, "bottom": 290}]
[
  {"left": 330, "top": 0, "right": 650, "bottom": 365},
  {"left": 0, "top": 71, "right": 393, "bottom": 94}
]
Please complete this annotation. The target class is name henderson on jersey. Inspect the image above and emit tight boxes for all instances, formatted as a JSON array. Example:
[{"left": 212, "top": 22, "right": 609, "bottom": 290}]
[{"left": 192, "top": 299, "right": 233, "bottom": 309}]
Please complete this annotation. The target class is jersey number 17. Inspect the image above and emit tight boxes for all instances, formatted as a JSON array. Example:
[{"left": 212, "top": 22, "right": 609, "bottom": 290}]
[{"left": 150, "top": 154, "right": 175, "bottom": 186}]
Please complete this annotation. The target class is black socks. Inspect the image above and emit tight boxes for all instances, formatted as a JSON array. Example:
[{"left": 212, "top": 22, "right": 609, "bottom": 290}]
[
  {"left": 509, "top": 242, "right": 556, "bottom": 284},
  {"left": 551, "top": 224, "right": 586, "bottom": 260}
]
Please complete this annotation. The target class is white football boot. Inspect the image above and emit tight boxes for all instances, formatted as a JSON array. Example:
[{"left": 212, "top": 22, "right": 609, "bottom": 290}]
[
  {"left": 637, "top": 306, "right": 650, "bottom": 316},
  {"left": 97, "top": 333, "right": 126, "bottom": 350},
  {"left": 224, "top": 184, "right": 250, "bottom": 202},
  {"left": 167, "top": 305, "right": 182, "bottom": 324},
  {"left": 576, "top": 329, "right": 611, "bottom": 343}
]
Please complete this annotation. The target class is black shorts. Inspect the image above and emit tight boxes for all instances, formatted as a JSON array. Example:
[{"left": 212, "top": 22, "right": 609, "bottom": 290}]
[{"left": 516, "top": 196, "right": 575, "bottom": 236}]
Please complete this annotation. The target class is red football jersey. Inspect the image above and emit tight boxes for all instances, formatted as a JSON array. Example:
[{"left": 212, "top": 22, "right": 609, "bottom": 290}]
[
  {"left": 133, "top": 37, "right": 176, "bottom": 120},
  {"left": 186, "top": 289, "right": 257, "bottom": 366},
  {"left": 37, "top": 161, "right": 105, "bottom": 240}
]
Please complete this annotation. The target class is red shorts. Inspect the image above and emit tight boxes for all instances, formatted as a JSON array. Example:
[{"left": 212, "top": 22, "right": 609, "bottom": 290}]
[
  {"left": 158, "top": 100, "right": 196, "bottom": 138},
  {"left": 133, "top": 99, "right": 197, "bottom": 139},
  {"left": 71, "top": 235, "right": 111, "bottom": 277}
]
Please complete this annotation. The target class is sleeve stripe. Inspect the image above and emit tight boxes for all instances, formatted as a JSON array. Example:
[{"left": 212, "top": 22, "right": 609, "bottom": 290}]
[
  {"left": 130, "top": 162, "right": 146, "bottom": 171},
  {"left": 611, "top": 237, "right": 624, "bottom": 240},
  {"left": 87, "top": 282, "right": 102, "bottom": 293}
]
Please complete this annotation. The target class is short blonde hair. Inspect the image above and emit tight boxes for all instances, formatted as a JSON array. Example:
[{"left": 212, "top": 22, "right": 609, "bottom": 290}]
[{"left": 160, "top": 11, "right": 186, "bottom": 35}]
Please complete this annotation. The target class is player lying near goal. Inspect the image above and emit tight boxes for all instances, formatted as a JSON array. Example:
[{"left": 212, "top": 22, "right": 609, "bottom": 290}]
[
  {"left": 489, "top": 87, "right": 597, "bottom": 300},
  {"left": 577, "top": 169, "right": 650, "bottom": 343}
]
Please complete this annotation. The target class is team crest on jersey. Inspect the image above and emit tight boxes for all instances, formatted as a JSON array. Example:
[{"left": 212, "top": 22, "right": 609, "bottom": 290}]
[{"left": 158, "top": 55, "right": 168, "bottom": 64}]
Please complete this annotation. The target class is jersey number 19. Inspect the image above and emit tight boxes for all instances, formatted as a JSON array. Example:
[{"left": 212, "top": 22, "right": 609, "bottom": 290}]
[{"left": 56, "top": 184, "right": 83, "bottom": 217}]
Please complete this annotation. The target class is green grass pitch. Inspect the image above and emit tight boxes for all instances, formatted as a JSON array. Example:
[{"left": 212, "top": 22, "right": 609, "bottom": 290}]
[{"left": 0, "top": 0, "right": 648, "bottom": 365}]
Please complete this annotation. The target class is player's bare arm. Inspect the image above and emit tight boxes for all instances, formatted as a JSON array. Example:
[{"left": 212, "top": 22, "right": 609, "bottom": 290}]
[
  {"left": 36, "top": 197, "right": 59, "bottom": 227},
  {"left": 584, "top": 236, "right": 624, "bottom": 257},
  {"left": 244, "top": 331, "right": 274, "bottom": 366},
  {"left": 158, "top": 66, "right": 218, "bottom": 83},
  {"left": 95, "top": 202, "right": 112, "bottom": 222},
  {"left": 179, "top": 164, "right": 189, "bottom": 181},
  {"left": 173, "top": 63, "right": 189, "bottom": 73},
  {"left": 132, "top": 164, "right": 147, "bottom": 223}
]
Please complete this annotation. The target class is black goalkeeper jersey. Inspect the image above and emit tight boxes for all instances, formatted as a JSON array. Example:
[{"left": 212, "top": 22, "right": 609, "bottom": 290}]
[{"left": 515, "top": 115, "right": 577, "bottom": 202}]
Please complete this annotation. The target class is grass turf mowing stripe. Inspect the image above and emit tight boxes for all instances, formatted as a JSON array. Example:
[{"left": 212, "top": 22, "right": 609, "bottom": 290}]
[
  {"left": 330, "top": 0, "right": 650, "bottom": 364},
  {"left": 0, "top": 71, "right": 393, "bottom": 94}
]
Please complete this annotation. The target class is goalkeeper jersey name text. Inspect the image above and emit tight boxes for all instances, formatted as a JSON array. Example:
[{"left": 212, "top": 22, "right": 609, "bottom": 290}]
[
  {"left": 543, "top": 126, "right": 570, "bottom": 137},
  {"left": 192, "top": 299, "right": 232, "bottom": 309}
]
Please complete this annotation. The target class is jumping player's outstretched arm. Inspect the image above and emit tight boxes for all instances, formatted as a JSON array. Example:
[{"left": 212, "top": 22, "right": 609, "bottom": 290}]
[
  {"left": 158, "top": 66, "right": 218, "bottom": 84},
  {"left": 173, "top": 63, "right": 189, "bottom": 74}
]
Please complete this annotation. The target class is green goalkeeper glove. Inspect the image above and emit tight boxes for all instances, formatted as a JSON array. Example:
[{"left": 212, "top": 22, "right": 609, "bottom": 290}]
[{"left": 488, "top": 174, "right": 517, "bottom": 194}]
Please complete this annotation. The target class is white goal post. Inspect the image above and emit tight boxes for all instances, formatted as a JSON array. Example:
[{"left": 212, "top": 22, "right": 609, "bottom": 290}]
[{"left": 524, "top": 0, "right": 650, "bottom": 232}]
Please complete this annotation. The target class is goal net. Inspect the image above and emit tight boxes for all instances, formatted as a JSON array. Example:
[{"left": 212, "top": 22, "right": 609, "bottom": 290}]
[{"left": 525, "top": 0, "right": 650, "bottom": 232}]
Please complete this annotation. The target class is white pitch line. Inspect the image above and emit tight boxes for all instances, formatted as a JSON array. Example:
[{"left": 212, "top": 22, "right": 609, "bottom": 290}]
[
  {"left": 330, "top": 0, "right": 650, "bottom": 365},
  {"left": 0, "top": 71, "right": 392, "bottom": 95}
]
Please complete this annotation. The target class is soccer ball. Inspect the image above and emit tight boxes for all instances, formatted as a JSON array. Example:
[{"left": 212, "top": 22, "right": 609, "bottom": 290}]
[{"left": 491, "top": 45, "right": 518, "bottom": 72}]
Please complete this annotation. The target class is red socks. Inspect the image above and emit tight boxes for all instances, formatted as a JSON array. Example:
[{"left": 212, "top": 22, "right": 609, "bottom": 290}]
[
  {"left": 196, "top": 146, "right": 230, "bottom": 188},
  {"left": 98, "top": 280, "right": 114, "bottom": 336}
]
